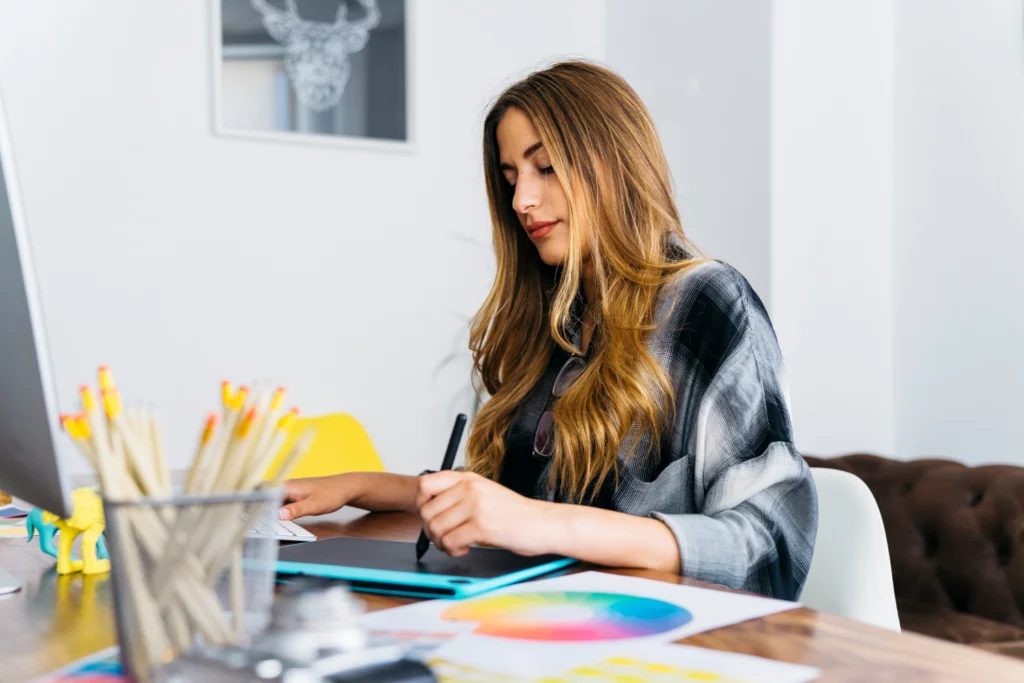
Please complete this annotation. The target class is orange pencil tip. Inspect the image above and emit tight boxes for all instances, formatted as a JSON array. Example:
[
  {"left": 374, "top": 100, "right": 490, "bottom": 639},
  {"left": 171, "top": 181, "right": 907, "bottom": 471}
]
[
  {"left": 237, "top": 407, "right": 257, "bottom": 437},
  {"left": 201, "top": 412, "right": 217, "bottom": 443}
]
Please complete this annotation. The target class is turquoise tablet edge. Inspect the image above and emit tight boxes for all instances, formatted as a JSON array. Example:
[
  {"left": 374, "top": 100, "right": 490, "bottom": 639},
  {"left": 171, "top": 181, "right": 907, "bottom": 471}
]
[{"left": 273, "top": 556, "right": 578, "bottom": 599}]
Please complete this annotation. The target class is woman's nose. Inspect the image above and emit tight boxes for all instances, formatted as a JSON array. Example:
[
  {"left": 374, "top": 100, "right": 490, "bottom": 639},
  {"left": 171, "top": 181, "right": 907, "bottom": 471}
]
[{"left": 512, "top": 173, "right": 542, "bottom": 215}]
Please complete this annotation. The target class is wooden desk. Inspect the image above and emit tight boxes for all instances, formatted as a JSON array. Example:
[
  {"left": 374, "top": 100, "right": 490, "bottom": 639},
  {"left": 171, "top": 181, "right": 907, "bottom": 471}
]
[{"left": 2, "top": 509, "right": 1023, "bottom": 682}]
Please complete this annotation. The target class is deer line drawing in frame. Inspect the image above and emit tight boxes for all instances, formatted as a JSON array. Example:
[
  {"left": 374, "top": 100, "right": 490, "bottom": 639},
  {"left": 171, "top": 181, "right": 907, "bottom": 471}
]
[
  {"left": 252, "top": 0, "right": 379, "bottom": 112},
  {"left": 213, "top": 0, "right": 411, "bottom": 150}
]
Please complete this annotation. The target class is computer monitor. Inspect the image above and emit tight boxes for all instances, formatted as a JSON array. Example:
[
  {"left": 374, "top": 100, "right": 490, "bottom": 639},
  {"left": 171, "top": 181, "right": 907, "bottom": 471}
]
[{"left": 0, "top": 89, "right": 73, "bottom": 521}]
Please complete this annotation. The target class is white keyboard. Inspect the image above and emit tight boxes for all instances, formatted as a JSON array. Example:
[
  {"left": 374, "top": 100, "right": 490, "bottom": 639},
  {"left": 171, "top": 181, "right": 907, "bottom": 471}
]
[{"left": 248, "top": 518, "right": 317, "bottom": 543}]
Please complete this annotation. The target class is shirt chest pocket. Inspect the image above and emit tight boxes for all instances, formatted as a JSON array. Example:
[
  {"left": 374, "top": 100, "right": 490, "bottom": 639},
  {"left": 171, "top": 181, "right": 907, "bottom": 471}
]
[{"left": 612, "top": 454, "right": 695, "bottom": 516}]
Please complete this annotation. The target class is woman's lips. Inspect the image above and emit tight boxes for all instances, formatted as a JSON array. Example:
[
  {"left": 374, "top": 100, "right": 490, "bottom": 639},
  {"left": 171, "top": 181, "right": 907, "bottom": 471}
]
[{"left": 526, "top": 220, "right": 559, "bottom": 239}]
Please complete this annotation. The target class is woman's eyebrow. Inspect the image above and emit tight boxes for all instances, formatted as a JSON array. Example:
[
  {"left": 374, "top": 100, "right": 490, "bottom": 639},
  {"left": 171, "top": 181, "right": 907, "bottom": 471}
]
[
  {"left": 522, "top": 141, "right": 544, "bottom": 159},
  {"left": 499, "top": 141, "right": 544, "bottom": 171}
]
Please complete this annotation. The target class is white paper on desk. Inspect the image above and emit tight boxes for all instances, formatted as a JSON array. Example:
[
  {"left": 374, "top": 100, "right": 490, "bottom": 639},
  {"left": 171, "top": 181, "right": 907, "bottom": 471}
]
[
  {"left": 360, "top": 571, "right": 797, "bottom": 666},
  {"left": 429, "top": 638, "right": 820, "bottom": 682}
]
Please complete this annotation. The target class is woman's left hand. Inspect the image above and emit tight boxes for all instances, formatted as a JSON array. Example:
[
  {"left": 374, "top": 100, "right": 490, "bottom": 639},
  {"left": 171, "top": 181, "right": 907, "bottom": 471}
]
[{"left": 415, "top": 471, "right": 555, "bottom": 558}]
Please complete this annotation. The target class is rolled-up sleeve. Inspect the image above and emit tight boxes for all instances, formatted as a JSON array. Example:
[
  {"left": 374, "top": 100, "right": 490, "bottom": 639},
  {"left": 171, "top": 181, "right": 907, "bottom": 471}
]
[{"left": 653, "top": 442, "right": 816, "bottom": 600}]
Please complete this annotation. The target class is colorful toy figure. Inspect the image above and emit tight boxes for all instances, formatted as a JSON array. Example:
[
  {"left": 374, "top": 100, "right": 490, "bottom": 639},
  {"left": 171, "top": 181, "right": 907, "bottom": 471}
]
[
  {"left": 26, "top": 487, "right": 110, "bottom": 575},
  {"left": 25, "top": 508, "right": 59, "bottom": 556}
]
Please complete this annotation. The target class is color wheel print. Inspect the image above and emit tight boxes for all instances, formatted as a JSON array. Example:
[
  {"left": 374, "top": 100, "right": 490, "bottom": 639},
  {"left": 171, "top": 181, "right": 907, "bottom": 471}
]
[
  {"left": 42, "top": 651, "right": 125, "bottom": 683},
  {"left": 441, "top": 592, "right": 692, "bottom": 641},
  {"left": 48, "top": 666, "right": 124, "bottom": 683}
]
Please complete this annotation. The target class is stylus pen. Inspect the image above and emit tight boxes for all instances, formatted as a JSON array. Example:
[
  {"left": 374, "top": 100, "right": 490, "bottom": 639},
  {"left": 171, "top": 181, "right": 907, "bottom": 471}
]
[{"left": 415, "top": 413, "right": 468, "bottom": 561}]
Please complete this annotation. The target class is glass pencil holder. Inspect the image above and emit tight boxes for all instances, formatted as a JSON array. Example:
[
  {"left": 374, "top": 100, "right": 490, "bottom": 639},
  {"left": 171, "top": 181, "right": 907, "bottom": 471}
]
[{"left": 102, "top": 488, "right": 282, "bottom": 681}]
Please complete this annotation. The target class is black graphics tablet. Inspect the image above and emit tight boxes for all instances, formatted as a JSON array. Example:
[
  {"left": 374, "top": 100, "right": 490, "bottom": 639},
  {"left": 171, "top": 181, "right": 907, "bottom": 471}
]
[{"left": 275, "top": 537, "right": 577, "bottom": 599}]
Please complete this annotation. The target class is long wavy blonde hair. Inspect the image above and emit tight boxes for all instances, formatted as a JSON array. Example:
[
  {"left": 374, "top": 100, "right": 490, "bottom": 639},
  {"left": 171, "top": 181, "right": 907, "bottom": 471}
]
[{"left": 466, "top": 60, "right": 703, "bottom": 503}]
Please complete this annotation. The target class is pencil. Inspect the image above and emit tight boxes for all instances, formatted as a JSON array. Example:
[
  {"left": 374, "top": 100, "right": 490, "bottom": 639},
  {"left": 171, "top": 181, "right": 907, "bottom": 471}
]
[
  {"left": 63, "top": 368, "right": 321, "bottom": 669},
  {"left": 415, "top": 413, "right": 468, "bottom": 562}
]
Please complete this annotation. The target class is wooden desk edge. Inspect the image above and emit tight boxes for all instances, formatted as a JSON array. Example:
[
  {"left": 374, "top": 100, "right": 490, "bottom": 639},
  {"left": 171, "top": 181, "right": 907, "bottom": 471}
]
[
  {"left": 305, "top": 509, "right": 1024, "bottom": 682},
  {"left": 2, "top": 508, "right": 1023, "bottom": 683}
]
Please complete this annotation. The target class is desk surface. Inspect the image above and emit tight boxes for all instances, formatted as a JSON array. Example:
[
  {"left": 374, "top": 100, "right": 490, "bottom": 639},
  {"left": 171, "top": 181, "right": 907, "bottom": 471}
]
[{"left": 2, "top": 509, "right": 1024, "bottom": 682}]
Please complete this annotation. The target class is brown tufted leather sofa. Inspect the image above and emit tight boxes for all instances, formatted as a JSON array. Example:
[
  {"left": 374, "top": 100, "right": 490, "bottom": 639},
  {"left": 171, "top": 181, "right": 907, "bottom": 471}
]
[{"left": 805, "top": 453, "right": 1024, "bottom": 659}]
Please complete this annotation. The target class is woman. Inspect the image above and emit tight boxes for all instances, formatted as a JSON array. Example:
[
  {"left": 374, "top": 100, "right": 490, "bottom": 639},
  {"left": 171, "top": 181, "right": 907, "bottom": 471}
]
[{"left": 280, "top": 60, "right": 817, "bottom": 600}]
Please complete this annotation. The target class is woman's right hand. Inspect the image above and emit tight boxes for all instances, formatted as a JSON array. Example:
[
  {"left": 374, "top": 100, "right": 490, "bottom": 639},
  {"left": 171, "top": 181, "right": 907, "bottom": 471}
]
[{"left": 279, "top": 474, "right": 355, "bottom": 520}]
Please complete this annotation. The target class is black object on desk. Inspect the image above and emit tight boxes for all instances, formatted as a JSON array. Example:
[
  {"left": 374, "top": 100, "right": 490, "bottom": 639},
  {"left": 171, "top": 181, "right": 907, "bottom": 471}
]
[
  {"left": 415, "top": 413, "right": 468, "bottom": 561},
  {"left": 275, "top": 536, "right": 576, "bottom": 599}
]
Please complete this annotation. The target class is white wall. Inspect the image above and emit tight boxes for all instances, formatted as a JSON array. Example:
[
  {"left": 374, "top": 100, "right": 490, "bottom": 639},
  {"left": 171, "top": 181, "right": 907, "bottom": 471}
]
[
  {"left": 0, "top": 0, "right": 605, "bottom": 475},
  {"left": 11, "top": 0, "right": 1014, "bottom": 473},
  {"left": 605, "top": 0, "right": 772, "bottom": 303},
  {"left": 893, "top": 0, "right": 1024, "bottom": 464},
  {"left": 770, "top": 0, "right": 895, "bottom": 457}
]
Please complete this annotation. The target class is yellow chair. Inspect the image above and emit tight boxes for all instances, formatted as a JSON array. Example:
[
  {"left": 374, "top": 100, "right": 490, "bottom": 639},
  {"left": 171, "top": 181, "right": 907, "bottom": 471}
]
[{"left": 264, "top": 413, "right": 385, "bottom": 480}]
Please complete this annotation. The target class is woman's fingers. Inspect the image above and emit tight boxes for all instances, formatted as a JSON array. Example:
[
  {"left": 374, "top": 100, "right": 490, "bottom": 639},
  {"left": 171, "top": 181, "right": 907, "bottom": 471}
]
[
  {"left": 279, "top": 495, "right": 320, "bottom": 521},
  {"left": 418, "top": 479, "right": 469, "bottom": 522},
  {"left": 415, "top": 470, "right": 468, "bottom": 509},
  {"left": 424, "top": 496, "right": 473, "bottom": 551},
  {"left": 279, "top": 479, "right": 323, "bottom": 519},
  {"left": 279, "top": 474, "right": 364, "bottom": 520},
  {"left": 418, "top": 486, "right": 470, "bottom": 550},
  {"left": 281, "top": 480, "right": 311, "bottom": 503},
  {"left": 438, "top": 520, "right": 480, "bottom": 557}
]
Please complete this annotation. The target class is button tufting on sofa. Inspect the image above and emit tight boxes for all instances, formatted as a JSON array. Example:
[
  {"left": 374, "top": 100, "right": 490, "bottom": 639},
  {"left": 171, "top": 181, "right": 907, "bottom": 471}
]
[{"left": 805, "top": 453, "right": 1024, "bottom": 657}]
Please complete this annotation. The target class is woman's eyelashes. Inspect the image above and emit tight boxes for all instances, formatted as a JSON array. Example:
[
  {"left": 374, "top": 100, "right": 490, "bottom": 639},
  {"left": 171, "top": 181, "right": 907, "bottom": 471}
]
[{"left": 503, "top": 165, "right": 556, "bottom": 188}]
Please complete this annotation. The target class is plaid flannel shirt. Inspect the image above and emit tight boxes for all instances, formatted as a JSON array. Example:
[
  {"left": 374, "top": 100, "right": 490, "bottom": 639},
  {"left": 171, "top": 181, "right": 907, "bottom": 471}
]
[{"left": 500, "top": 259, "right": 818, "bottom": 600}]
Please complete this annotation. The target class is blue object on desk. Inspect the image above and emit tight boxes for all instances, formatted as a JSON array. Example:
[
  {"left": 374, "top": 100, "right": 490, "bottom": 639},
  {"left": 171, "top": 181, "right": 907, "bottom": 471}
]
[
  {"left": 26, "top": 508, "right": 109, "bottom": 561},
  {"left": 275, "top": 537, "right": 577, "bottom": 599},
  {"left": 0, "top": 504, "right": 29, "bottom": 519}
]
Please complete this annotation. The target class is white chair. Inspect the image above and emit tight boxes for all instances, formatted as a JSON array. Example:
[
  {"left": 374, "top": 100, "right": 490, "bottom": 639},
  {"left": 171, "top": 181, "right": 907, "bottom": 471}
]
[{"left": 799, "top": 467, "right": 901, "bottom": 631}]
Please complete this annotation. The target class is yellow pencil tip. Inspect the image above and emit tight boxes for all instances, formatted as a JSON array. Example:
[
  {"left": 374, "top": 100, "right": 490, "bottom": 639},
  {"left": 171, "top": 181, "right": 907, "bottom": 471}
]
[
  {"left": 221, "top": 381, "right": 234, "bottom": 407},
  {"left": 102, "top": 389, "right": 123, "bottom": 419},
  {"left": 276, "top": 407, "right": 299, "bottom": 432},
  {"left": 231, "top": 386, "right": 250, "bottom": 412},
  {"left": 80, "top": 385, "right": 98, "bottom": 413},
  {"left": 60, "top": 414, "right": 79, "bottom": 439},
  {"left": 76, "top": 415, "right": 92, "bottom": 439},
  {"left": 98, "top": 366, "right": 115, "bottom": 392},
  {"left": 270, "top": 387, "right": 287, "bottom": 412}
]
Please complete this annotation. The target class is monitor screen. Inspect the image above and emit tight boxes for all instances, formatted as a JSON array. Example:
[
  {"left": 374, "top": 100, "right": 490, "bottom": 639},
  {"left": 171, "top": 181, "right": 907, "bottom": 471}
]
[{"left": 0, "top": 94, "right": 72, "bottom": 517}]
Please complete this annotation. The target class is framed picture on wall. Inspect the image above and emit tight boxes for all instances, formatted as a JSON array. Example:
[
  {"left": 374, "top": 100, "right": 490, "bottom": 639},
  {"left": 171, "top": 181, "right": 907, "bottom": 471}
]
[{"left": 211, "top": 0, "right": 412, "bottom": 150}]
